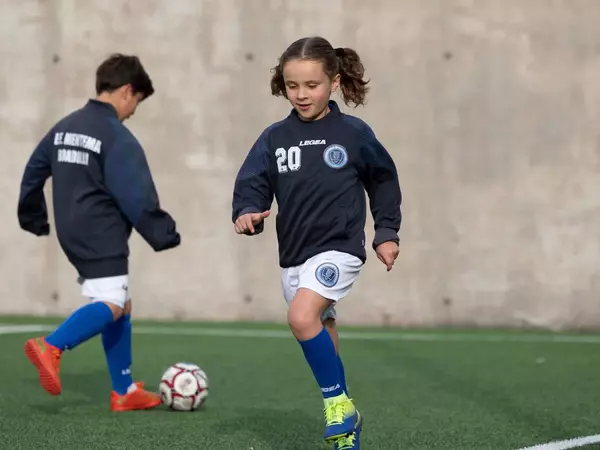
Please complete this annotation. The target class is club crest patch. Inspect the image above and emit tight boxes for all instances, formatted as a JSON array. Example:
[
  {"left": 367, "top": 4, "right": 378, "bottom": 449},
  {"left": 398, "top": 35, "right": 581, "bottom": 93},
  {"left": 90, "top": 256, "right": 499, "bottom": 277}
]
[
  {"left": 323, "top": 144, "right": 348, "bottom": 169},
  {"left": 315, "top": 262, "right": 340, "bottom": 287}
]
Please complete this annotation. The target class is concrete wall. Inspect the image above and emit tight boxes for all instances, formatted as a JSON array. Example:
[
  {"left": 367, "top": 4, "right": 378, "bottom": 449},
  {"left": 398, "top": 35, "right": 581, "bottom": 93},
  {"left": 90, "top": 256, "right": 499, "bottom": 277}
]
[{"left": 2, "top": 0, "right": 599, "bottom": 329}]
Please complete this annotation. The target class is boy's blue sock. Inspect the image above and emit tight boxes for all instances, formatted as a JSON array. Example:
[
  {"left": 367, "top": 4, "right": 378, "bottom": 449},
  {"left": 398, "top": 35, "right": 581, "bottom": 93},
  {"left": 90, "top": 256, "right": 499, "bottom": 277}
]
[
  {"left": 337, "top": 354, "right": 348, "bottom": 395},
  {"left": 46, "top": 302, "right": 114, "bottom": 351},
  {"left": 102, "top": 314, "right": 133, "bottom": 395},
  {"left": 299, "top": 326, "right": 344, "bottom": 399}
]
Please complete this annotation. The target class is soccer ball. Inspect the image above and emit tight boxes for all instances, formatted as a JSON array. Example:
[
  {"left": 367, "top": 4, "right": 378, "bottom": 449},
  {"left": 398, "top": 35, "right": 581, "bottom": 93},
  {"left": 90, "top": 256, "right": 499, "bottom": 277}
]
[{"left": 159, "top": 362, "right": 209, "bottom": 411}]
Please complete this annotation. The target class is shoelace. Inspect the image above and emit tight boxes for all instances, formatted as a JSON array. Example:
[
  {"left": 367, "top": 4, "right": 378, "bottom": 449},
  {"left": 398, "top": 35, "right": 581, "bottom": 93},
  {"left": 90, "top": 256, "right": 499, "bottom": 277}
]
[{"left": 324, "top": 400, "right": 351, "bottom": 425}]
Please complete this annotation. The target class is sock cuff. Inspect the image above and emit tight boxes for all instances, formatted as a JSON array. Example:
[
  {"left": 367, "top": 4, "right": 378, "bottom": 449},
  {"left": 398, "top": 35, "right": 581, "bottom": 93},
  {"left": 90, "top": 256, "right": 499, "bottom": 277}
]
[{"left": 298, "top": 326, "right": 328, "bottom": 344}]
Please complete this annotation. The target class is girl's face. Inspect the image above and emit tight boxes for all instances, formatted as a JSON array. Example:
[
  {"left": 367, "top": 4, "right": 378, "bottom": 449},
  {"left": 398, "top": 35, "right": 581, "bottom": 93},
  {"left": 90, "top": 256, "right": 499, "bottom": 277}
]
[{"left": 283, "top": 59, "right": 340, "bottom": 121}]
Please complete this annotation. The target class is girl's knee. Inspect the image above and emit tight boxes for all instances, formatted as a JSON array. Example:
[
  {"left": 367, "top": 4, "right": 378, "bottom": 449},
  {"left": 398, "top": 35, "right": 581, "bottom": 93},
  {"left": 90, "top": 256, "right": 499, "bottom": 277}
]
[
  {"left": 287, "top": 288, "right": 333, "bottom": 338},
  {"left": 288, "top": 308, "right": 317, "bottom": 333},
  {"left": 288, "top": 307, "right": 326, "bottom": 341}
]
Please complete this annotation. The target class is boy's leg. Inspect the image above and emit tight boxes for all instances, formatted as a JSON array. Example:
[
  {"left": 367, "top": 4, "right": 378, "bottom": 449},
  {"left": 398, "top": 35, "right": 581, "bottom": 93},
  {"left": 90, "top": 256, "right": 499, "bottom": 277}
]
[
  {"left": 24, "top": 276, "right": 122, "bottom": 396},
  {"left": 25, "top": 274, "right": 159, "bottom": 410},
  {"left": 45, "top": 276, "right": 126, "bottom": 349},
  {"left": 102, "top": 300, "right": 134, "bottom": 395},
  {"left": 106, "top": 306, "right": 162, "bottom": 412},
  {"left": 93, "top": 281, "right": 161, "bottom": 411}
]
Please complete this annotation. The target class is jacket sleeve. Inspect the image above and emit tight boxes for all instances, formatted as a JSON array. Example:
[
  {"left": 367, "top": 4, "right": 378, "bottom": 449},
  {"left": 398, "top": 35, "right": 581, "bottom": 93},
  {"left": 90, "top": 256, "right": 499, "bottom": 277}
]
[
  {"left": 104, "top": 135, "right": 181, "bottom": 251},
  {"left": 231, "top": 129, "right": 274, "bottom": 235},
  {"left": 18, "top": 131, "right": 53, "bottom": 236},
  {"left": 357, "top": 124, "right": 402, "bottom": 249}
]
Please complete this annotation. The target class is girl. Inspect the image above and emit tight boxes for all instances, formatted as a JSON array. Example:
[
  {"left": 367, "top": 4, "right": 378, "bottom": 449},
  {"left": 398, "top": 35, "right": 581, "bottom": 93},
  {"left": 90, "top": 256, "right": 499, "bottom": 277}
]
[{"left": 232, "top": 36, "right": 402, "bottom": 449}]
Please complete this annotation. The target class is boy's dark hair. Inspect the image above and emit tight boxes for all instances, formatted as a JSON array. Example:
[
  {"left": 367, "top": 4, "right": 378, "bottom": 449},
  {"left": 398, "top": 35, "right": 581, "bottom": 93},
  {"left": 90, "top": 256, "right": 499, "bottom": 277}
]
[
  {"left": 270, "top": 36, "right": 369, "bottom": 107},
  {"left": 95, "top": 53, "right": 154, "bottom": 99}
]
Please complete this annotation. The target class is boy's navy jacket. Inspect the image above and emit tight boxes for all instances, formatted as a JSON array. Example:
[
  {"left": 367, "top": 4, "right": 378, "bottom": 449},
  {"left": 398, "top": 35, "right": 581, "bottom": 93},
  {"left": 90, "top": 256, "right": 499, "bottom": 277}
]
[
  {"left": 232, "top": 101, "right": 402, "bottom": 268},
  {"left": 18, "top": 99, "right": 181, "bottom": 278}
]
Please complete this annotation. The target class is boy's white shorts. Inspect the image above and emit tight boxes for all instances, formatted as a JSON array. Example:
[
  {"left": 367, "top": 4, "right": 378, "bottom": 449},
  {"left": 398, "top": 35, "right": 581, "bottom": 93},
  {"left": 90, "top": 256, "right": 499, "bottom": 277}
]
[
  {"left": 281, "top": 250, "right": 363, "bottom": 322},
  {"left": 77, "top": 275, "right": 130, "bottom": 308}
]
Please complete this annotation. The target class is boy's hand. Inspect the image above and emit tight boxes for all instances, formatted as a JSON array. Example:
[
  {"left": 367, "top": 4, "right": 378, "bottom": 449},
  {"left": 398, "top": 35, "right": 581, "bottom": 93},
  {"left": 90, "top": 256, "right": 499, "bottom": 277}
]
[
  {"left": 375, "top": 241, "right": 399, "bottom": 272},
  {"left": 234, "top": 210, "right": 270, "bottom": 235}
]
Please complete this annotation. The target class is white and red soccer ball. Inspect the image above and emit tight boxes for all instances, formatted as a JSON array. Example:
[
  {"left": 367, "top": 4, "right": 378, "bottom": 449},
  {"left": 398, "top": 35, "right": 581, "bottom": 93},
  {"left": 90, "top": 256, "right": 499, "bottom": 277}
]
[{"left": 159, "top": 362, "right": 209, "bottom": 411}]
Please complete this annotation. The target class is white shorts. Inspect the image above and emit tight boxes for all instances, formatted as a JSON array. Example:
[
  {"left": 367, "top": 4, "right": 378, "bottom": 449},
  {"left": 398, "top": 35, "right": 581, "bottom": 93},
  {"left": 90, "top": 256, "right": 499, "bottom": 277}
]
[
  {"left": 77, "top": 275, "right": 130, "bottom": 308},
  {"left": 281, "top": 250, "right": 363, "bottom": 322}
]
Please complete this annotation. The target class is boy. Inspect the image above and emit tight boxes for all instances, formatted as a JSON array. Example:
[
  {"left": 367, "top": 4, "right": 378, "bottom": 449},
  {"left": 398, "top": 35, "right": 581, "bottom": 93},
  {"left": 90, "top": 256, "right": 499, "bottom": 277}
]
[{"left": 18, "top": 53, "right": 181, "bottom": 411}]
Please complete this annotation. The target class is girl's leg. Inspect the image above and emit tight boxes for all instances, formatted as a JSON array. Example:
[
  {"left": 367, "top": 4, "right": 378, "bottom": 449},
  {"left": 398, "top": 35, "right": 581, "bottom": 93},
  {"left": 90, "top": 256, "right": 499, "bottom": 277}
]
[
  {"left": 323, "top": 318, "right": 349, "bottom": 396},
  {"left": 288, "top": 288, "right": 344, "bottom": 398},
  {"left": 288, "top": 288, "right": 357, "bottom": 441}
]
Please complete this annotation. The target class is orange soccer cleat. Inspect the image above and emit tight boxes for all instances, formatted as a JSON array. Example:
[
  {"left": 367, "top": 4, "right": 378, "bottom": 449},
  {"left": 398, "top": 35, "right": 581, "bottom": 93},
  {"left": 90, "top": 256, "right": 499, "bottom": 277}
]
[
  {"left": 111, "top": 381, "right": 162, "bottom": 412},
  {"left": 24, "top": 337, "right": 63, "bottom": 396}
]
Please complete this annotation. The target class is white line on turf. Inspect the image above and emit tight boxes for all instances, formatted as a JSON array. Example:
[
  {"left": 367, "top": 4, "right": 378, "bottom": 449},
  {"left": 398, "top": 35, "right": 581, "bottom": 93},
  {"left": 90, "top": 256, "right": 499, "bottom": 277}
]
[
  {"left": 1, "top": 324, "right": 600, "bottom": 344},
  {"left": 515, "top": 434, "right": 600, "bottom": 450},
  {"left": 0, "top": 325, "right": 54, "bottom": 334}
]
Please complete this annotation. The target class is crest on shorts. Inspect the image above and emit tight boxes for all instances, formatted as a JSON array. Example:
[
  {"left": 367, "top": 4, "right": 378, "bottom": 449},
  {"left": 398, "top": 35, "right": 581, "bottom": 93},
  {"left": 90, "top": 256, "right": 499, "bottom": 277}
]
[
  {"left": 315, "top": 262, "right": 340, "bottom": 287},
  {"left": 323, "top": 144, "right": 348, "bottom": 169}
]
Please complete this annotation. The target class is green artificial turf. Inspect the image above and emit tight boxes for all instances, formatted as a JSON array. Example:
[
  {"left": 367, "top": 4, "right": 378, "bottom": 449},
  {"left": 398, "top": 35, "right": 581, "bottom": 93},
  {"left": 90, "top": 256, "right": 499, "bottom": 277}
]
[{"left": 0, "top": 317, "right": 598, "bottom": 450}]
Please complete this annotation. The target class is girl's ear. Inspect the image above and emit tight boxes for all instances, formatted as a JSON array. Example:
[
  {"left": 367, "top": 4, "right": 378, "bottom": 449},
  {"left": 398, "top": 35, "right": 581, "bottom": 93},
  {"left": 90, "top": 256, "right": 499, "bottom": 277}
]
[{"left": 330, "top": 73, "right": 341, "bottom": 93}]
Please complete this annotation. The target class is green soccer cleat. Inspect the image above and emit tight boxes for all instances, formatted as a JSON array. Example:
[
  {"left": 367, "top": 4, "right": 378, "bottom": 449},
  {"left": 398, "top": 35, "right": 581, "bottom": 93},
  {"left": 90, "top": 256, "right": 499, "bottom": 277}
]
[
  {"left": 333, "top": 411, "right": 362, "bottom": 449},
  {"left": 323, "top": 393, "right": 359, "bottom": 442}
]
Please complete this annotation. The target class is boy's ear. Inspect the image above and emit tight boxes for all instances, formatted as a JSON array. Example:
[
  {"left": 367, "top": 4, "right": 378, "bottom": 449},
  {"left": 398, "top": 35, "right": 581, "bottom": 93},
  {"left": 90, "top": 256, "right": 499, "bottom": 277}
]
[{"left": 121, "top": 84, "right": 134, "bottom": 99}]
